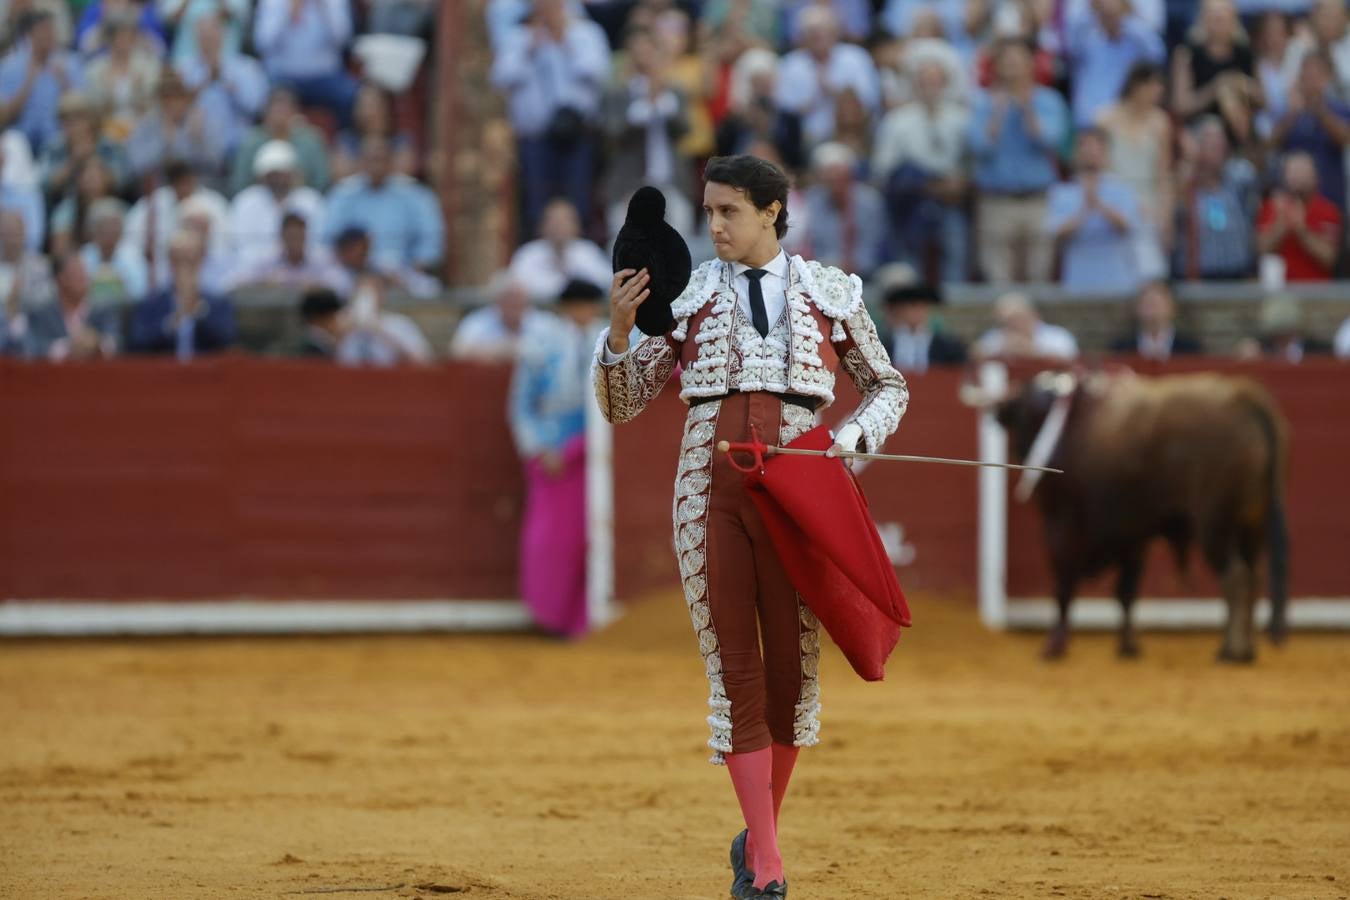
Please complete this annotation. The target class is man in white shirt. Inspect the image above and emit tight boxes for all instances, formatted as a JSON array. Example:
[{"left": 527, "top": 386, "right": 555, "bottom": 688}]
[
  {"left": 775, "top": 5, "right": 881, "bottom": 147},
  {"left": 974, "top": 291, "right": 1079, "bottom": 360},
  {"left": 508, "top": 198, "right": 612, "bottom": 303},
  {"left": 228, "top": 140, "right": 326, "bottom": 274},
  {"left": 450, "top": 270, "right": 554, "bottom": 362}
]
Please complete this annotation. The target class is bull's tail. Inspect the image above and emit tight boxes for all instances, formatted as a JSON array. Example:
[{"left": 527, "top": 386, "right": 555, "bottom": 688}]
[{"left": 1245, "top": 392, "right": 1290, "bottom": 644}]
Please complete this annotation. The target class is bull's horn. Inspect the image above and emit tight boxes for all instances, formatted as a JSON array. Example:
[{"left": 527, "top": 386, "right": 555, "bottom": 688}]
[{"left": 958, "top": 382, "right": 1000, "bottom": 408}]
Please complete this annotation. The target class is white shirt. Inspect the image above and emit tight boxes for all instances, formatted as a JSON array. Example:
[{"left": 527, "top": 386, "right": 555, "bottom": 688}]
[
  {"left": 228, "top": 184, "right": 327, "bottom": 274},
  {"left": 450, "top": 306, "right": 555, "bottom": 361},
  {"left": 890, "top": 326, "right": 932, "bottom": 373},
  {"left": 1334, "top": 317, "right": 1350, "bottom": 359},
  {"left": 509, "top": 238, "right": 613, "bottom": 303},
  {"left": 872, "top": 101, "right": 970, "bottom": 180},
  {"left": 776, "top": 44, "right": 882, "bottom": 145},
  {"left": 599, "top": 251, "right": 791, "bottom": 364},
  {"left": 975, "top": 322, "right": 1079, "bottom": 361},
  {"left": 337, "top": 311, "right": 432, "bottom": 367}
]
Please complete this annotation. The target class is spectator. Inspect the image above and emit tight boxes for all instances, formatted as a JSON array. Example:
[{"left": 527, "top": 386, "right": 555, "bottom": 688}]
[
  {"left": 872, "top": 56, "right": 971, "bottom": 283},
  {"left": 79, "top": 197, "right": 149, "bottom": 307},
  {"left": 84, "top": 12, "right": 161, "bottom": 143},
  {"left": 231, "top": 87, "right": 330, "bottom": 195},
  {"left": 1, "top": 123, "right": 36, "bottom": 189},
  {"left": 1171, "top": 0, "right": 1259, "bottom": 145},
  {"left": 1108, "top": 280, "right": 1202, "bottom": 360},
  {"left": 784, "top": 0, "right": 871, "bottom": 44},
  {"left": 1257, "top": 151, "right": 1340, "bottom": 282},
  {"left": 228, "top": 139, "right": 326, "bottom": 273},
  {"left": 714, "top": 48, "right": 804, "bottom": 171},
  {"left": 123, "top": 160, "right": 229, "bottom": 290},
  {"left": 297, "top": 286, "right": 345, "bottom": 358},
  {"left": 335, "top": 272, "right": 433, "bottom": 366},
  {"left": 1174, "top": 115, "right": 1258, "bottom": 280},
  {"left": 49, "top": 155, "right": 115, "bottom": 256},
  {"left": 125, "top": 71, "right": 226, "bottom": 180},
  {"left": 252, "top": 0, "right": 358, "bottom": 126},
  {"left": 490, "top": 0, "right": 609, "bottom": 241},
  {"left": 29, "top": 251, "right": 120, "bottom": 360},
  {"left": 508, "top": 278, "right": 606, "bottom": 637},
  {"left": 176, "top": 10, "right": 269, "bottom": 157},
  {"left": 159, "top": 0, "right": 251, "bottom": 67},
  {"left": 972, "top": 3, "right": 1055, "bottom": 90},
  {"left": 974, "top": 291, "right": 1079, "bottom": 360},
  {"left": 653, "top": 9, "right": 713, "bottom": 162},
  {"left": 1237, "top": 292, "right": 1332, "bottom": 362},
  {"left": 324, "top": 135, "right": 444, "bottom": 272},
  {"left": 0, "top": 10, "right": 85, "bottom": 153},
  {"left": 881, "top": 0, "right": 959, "bottom": 39},
  {"left": 832, "top": 85, "right": 874, "bottom": 162},
  {"left": 38, "top": 91, "right": 126, "bottom": 203},
  {"left": 449, "top": 270, "right": 554, "bottom": 362},
  {"left": 1045, "top": 127, "right": 1144, "bottom": 296},
  {"left": 699, "top": 0, "right": 780, "bottom": 52},
  {"left": 969, "top": 38, "right": 1068, "bottom": 284},
  {"left": 234, "top": 211, "right": 345, "bottom": 294},
  {"left": 0, "top": 208, "right": 55, "bottom": 356},
  {"left": 880, "top": 282, "right": 967, "bottom": 373},
  {"left": 1286, "top": 0, "right": 1350, "bottom": 100},
  {"left": 1067, "top": 0, "right": 1166, "bottom": 128},
  {"left": 1334, "top": 314, "right": 1350, "bottom": 358},
  {"left": 1254, "top": 10, "right": 1297, "bottom": 139},
  {"left": 0, "top": 139, "right": 39, "bottom": 250},
  {"left": 331, "top": 224, "right": 441, "bottom": 300},
  {"left": 129, "top": 228, "right": 235, "bottom": 358},
  {"left": 803, "top": 141, "right": 888, "bottom": 278},
  {"left": 0, "top": 2, "right": 71, "bottom": 56},
  {"left": 75, "top": 0, "right": 166, "bottom": 58},
  {"left": 1269, "top": 51, "right": 1350, "bottom": 211},
  {"left": 508, "top": 197, "right": 611, "bottom": 303},
  {"left": 1098, "top": 62, "right": 1173, "bottom": 281},
  {"left": 775, "top": 5, "right": 881, "bottom": 149},
  {"left": 330, "top": 82, "right": 417, "bottom": 183},
  {"left": 601, "top": 26, "right": 692, "bottom": 241}
]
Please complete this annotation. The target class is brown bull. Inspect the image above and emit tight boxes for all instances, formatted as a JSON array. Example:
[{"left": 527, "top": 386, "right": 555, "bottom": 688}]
[{"left": 993, "top": 371, "right": 1289, "bottom": 662}]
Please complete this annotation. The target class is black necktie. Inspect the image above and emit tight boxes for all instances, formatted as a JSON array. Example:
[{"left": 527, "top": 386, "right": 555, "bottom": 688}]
[{"left": 745, "top": 268, "right": 769, "bottom": 337}]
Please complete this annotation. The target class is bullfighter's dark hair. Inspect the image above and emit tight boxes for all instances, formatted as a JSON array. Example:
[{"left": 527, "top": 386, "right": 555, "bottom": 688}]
[{"left": 704, "top": 155, "right": 791, "bottom": 239}]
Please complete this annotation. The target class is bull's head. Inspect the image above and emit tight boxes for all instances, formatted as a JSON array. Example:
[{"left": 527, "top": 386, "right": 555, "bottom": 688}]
[{"left": 996, "top": 371, "right": 1077, "bottom": 462}]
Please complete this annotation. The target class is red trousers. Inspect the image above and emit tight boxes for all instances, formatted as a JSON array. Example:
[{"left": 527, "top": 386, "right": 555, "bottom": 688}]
[{"left": 674, "top": 392, "right": 822, "bottom": 763}]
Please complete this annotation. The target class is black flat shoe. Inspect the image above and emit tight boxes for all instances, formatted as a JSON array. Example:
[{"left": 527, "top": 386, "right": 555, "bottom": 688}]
[
  {"left": 729, "top": 829, "right": 754, "bottom": 897},
  {"left": 743, "top": 880, "right": 787, "bottom": 898}
]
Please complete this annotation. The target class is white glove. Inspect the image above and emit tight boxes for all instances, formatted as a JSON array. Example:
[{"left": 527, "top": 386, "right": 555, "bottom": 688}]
[{"left": 827, "top": 422, "right": 864, "bottom": 458}]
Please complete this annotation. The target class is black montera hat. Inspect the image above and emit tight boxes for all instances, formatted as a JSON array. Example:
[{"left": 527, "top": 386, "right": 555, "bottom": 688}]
[
  {"left": 884, "top": 283, "right": 944, "bottom": 306},
  {"left": 557, "top": 278, "right": 604, "bottom": 303},
  {"left": 611, "top": 186, "right": 692, "bottom": 337}
]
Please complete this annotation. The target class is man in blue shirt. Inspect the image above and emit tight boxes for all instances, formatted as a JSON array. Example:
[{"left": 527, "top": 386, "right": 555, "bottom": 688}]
[
  {"left": 490, "top": 0, "right": 611, "bottom": 242},
  {"left": 1066, "top": 0, "right": 1165, "bottom": 127},
  {"left": 324, "top": 136, "right": 445, "bottom": 273},
  {"left": 968, "top": 38, "right": 1068, "bottom": 284},
  {"left": 1270, "top": 51, "right": 1350, "bottom": 212},
  {"left": 252, "top": 0, "right": 357, "bottom": 126},
  {"left": 1044, "top": 127, "right": 1143, "bottom": 296},
  {"left": 0, "top": 11, "right": 84, "bottom": 154}
]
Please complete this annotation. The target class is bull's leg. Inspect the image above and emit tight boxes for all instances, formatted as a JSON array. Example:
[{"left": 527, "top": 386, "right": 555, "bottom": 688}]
[
  {"left": 1217, "top": 556, "right": 1256, "bottom": 664},
  {"left": 1115, "top": 548, "right": 1145, "bottom": 659},
  {"left": 1042, "top": 568, "right": 1076, "bottom": 660}
]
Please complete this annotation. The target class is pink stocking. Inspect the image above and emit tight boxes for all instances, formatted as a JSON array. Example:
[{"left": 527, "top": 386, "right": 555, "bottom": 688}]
[
  {"left": 726, "top": 747, "right": 785, "bottom": 888},
  {"left": 745, "top": 743, "right": 799, "bottom": 878}
]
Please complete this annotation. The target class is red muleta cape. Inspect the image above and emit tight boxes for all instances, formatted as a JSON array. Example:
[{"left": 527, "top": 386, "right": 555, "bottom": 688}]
[{"left": 729, "top": 424, "right": 911, "bottom": 681}]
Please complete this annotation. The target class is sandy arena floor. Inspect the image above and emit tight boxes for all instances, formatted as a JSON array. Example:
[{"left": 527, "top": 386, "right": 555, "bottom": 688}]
[{"left": 3, "top": 594, "right": 1349, "bottom": 900}]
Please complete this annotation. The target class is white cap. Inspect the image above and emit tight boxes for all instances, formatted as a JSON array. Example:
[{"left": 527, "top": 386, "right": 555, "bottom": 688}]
[{"left": 253, "top": 140, "right": 299, "bottom": 176}]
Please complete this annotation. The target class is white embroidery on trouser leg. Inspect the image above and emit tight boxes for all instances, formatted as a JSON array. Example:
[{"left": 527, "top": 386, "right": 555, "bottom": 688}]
[
  {"left": 778, "top": 403, "right": 823, "bottom": 747},
  {"left": 673, "top": 400, "right": 731, "bottom": 764}
]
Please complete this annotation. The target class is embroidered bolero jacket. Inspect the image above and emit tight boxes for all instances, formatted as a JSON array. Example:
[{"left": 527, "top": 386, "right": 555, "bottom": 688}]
[{"left": 592, "top": 255, "right": 909, "bottom": 454}]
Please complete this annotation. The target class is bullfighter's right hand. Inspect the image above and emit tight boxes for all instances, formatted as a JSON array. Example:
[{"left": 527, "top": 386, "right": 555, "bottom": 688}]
[{"left": 607, "top": 268, "right": 649, "bottom": 355}]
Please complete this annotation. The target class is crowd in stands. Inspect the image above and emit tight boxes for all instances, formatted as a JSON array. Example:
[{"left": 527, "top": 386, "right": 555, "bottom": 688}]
[
  {"left": 0, "top": 0, "right": 441, "bottom": 363},
  {"left": 484, "top": 0, "right": 1350, "bottom": 369}
]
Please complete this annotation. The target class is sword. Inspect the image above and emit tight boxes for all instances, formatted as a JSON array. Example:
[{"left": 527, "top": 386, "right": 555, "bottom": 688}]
[{"left": 715, "top": 440, "right": 1063, "bottom": 475}]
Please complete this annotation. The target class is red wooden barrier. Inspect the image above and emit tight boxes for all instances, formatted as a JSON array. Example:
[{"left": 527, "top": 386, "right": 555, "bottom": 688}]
[{"left": 2, "top": 358, "right": 1347, "bottom": 607}]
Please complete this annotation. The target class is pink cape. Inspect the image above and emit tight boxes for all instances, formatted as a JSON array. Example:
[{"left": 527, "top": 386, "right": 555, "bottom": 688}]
[{"left": 519, "top": 434, "right": 588, "bottom": 637}]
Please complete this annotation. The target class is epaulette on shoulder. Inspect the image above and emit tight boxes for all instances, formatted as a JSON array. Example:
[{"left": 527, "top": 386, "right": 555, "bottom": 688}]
[{"left": 797, "top": 258, "right": 864, "bottom": 320}]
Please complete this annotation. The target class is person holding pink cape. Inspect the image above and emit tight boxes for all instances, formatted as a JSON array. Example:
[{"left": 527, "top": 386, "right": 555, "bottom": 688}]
[{"left": 508, "top": 278, "right": 606, "bottom": 637}]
